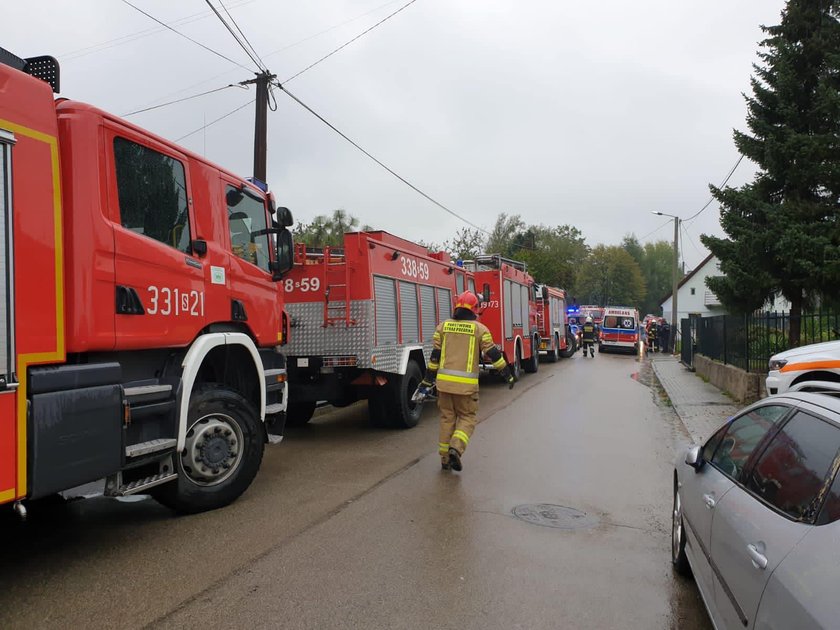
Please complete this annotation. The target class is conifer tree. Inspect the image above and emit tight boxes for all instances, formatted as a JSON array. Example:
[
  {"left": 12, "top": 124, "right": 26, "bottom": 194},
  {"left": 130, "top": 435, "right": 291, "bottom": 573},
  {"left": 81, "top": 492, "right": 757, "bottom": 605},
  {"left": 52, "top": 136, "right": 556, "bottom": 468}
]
[{"left": 701, "top": 0, "right": 840, "bottom": 346}]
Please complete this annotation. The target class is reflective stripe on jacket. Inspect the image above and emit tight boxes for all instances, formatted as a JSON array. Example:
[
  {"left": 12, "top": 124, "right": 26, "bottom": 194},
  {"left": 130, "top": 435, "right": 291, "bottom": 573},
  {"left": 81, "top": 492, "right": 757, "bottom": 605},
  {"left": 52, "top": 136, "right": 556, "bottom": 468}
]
[{"left": 431, "top": 319, "right": 504, "bottom": 395}]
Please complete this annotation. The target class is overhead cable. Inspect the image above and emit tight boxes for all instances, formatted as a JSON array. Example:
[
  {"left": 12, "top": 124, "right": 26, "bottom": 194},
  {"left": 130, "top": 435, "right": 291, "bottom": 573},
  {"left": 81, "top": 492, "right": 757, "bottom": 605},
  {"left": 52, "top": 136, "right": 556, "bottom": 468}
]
[
  {"left": 219, "top": 0, "right": 267, "bottom": 70},
  {"left": 282, "top": 0, "right": 419, "bottom": 83},
  {"left": 119, "top": 0, "right": 254, "bottom": 72},
  {"left": 638, "top": 220, "right": 672, "bottom": 242},
  {"left": 261, "top": 0, "right": 403, "bottom": 61},
  {"left": 122, "top": 83, "right": 244, "bottom": 117},
  {"left": 277, "top": 84, "right": 488, "bottom": 234},
  {"left": 62, "top": 0, "right": 256, "bottom": 60},
  {"left": 684, "top": 155, "right": 745, "bottom": 223},
  {"left": 175, "top": 98, "right": 255, "bottom": 142},
  {"left": 203, "top": 0, "right": 266, "bottom": 71},
  {"left": 126, "top": 0, "right": 405, "bottom": 116}
]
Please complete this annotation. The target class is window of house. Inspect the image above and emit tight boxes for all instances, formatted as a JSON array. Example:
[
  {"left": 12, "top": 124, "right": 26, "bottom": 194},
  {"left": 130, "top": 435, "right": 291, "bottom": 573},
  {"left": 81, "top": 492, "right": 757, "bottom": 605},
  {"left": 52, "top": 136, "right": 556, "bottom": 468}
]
[
  {"left": 690, "top": 288, "right": 696, "bottom": 295},
  {"left": 114, "top": 137, "right": 191, "bottom": 253},
  {"left": 226, "top": 185, "right": 270, "bottom": 273}
]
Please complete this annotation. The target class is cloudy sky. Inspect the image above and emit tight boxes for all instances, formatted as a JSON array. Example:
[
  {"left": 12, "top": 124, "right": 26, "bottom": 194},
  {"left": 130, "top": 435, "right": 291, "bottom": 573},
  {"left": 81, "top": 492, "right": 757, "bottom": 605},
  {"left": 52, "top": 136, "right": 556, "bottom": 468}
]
[{"left": 3, "top": 0, "right": 787, "bottom": 269}]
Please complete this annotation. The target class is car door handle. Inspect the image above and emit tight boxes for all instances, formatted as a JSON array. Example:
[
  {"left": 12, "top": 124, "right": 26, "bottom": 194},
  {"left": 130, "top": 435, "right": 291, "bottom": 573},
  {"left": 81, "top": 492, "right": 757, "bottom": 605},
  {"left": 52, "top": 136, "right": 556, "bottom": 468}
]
[
  {"left": 703, "top": 494, "right": 716, "bottom": 509},
  {"left": 747, "top": 543, "right": 768, "bottom": 570}
]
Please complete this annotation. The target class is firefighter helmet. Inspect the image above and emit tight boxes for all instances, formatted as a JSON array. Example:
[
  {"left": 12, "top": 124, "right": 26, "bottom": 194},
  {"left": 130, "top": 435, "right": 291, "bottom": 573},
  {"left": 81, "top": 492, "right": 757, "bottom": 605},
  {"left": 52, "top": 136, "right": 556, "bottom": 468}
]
[
  {"left": 585, "top": 316, "right": 593, "bottom": 323},
  {"left": 455, "top": 291, "right": 479, "bottom": 311}
]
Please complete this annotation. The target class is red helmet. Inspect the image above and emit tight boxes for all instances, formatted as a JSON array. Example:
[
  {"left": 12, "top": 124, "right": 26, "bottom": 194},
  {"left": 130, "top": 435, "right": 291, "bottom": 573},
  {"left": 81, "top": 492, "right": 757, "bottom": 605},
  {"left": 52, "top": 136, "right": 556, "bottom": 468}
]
[{"left": 455, "top": 291, "right": 479, "bottom": 311}]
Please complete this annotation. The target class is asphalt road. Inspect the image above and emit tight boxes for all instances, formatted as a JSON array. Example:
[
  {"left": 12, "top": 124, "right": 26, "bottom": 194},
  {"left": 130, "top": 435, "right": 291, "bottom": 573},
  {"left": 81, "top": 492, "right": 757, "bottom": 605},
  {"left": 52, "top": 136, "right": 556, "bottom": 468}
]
[{"left": 0, "top": 350, "right": 710, "bottom": 629}]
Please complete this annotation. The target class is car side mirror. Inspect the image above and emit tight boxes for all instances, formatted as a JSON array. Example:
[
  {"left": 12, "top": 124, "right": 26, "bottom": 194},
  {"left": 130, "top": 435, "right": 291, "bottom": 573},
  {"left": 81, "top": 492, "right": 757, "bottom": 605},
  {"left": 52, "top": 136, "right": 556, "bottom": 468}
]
[{"left": 685, "top": 445, "right": 703, "bottom": 471}]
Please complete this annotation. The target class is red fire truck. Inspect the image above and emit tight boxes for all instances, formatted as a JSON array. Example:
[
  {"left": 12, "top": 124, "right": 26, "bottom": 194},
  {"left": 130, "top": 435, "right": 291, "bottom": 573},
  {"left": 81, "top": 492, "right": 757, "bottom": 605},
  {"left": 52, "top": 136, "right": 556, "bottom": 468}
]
[
  {"left": 464, "top": 255, "right": 540, "bottom": 378},
  {"left": 534, "top": 284, "right": 575, "bottom": 361},
  {"left": 283, "top": 231, "right": 473, "bottom": 428},
  {"left": 0, "top": 49, "right": 294, "bottom": 515}
]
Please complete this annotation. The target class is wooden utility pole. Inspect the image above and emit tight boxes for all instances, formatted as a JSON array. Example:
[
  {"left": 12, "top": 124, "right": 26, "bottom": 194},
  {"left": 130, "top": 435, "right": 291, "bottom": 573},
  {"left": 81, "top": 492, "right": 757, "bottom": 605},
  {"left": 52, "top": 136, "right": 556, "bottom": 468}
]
[{"left": 247, "top": 71, "right": 274, "bottom": 183}]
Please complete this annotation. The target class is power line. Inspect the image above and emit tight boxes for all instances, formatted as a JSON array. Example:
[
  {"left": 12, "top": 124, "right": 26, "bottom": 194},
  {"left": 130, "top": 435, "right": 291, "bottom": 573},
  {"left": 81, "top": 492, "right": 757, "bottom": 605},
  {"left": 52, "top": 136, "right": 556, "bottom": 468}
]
[
  {"left": 282, "top": 0, "right": 419, "bottom": 83},
  {"left": 277, "top": 84, "right": 488, "bottom": 234},
  {"left": 638, "top": 220, "right": 672, "bottom": 242},
  {"left": 681, "top": 222, "right": 705, "bottom": 261},
  {"left": 684, "top": 155, "right": 745, "bottom": 223},
  {"left": 119, "top": 0, "right": 254, "bottom": 72},
  {"left": 175, "top": 98, "right": 255, "bottom": 142},
  {"left": 261, "top": 0, "right": 404, "bottom": 61},
  {"left": 122, "top": 83, "right": 244, "bottom": 117},
  {"left": 123, "top": 0, "right": 405, "bottom": 117},
  {"left": 203, "top": 0, "right": 266, "bottom": 71},
  {"left": 61, "top": 0, "right": 256, "bottom": 60},
  {"left": 220, "top": 0, "right": 267, "bottom": 70}
]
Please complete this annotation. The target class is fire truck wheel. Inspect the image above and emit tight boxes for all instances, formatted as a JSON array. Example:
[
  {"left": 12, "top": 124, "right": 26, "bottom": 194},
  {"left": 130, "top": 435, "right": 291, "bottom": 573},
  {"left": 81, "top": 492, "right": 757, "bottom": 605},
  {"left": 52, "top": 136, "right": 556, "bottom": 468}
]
[
  {"left": 368, "top": 361, "right": 423, "bottom": 429},
  {"left": 152, "top": 385, "right": 263, "bottom": 514},
  {"left": 287, "top": 401, "right": 317, "bottom": 426},
  {"left": 524, "top": 337, "right": 539, "bottom": 373},
  {"left": 395, "top": 359, "right": 424, "bottom": 429},
  {"left": 546, "top": 335, "right": 559, "bottom": 363},
  {"left": 511, "top": 345, "right": 522, "bottom": 380},
  {"left": 559, "top": 333, "right": 576, "bottom": 358}
]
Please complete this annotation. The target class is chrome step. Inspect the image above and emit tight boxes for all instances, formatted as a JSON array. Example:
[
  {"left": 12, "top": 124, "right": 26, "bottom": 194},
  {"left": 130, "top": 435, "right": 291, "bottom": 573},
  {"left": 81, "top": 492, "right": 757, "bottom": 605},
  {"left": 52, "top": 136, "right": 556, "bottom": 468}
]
[
  {"left": 105, "top": 472, "right": 178, "bottom": 497},
  {"left": 125, "top": 438, "right": 176, "bottom": 458},
  {"left": 124, "top": 384, "right": 172, "bottom": 398},
  {"left": 265, "top": 403, "right": 285, "bottom": 415},
  {"left": 267, "top": 434, "right": 283, "bottom": 445}
]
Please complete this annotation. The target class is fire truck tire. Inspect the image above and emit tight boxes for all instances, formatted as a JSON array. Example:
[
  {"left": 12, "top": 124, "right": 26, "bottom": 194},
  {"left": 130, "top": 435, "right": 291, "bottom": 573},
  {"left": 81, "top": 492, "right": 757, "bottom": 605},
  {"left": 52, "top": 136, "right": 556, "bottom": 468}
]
[
  {"left": 368, "top": 361, "right": 423, "bottom": 429},
  {"left": 287, "top": 401, "right": 317, "bottom": 426},
  {"left": 523, "top": 337, "right": 539, "bottom": 373},
  {"left": 395, "top": 359, "right": 423, "bottom": 429},
  {"left": 152, "top": 385, "right": 263, "bottom": 514},
  {"left": 559, "top": 333, "right": 576, "bottom": 358},
  {"left": 546, "top": 335, "right": 559, "bottom": 363},
  {"left": 511, "top": 345, "right": 522, "bottom": 380}
]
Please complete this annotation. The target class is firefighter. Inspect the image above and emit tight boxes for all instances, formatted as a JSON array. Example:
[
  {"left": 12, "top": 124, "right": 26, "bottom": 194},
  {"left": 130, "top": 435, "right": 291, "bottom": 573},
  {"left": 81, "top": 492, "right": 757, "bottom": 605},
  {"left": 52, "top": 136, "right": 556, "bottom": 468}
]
[
  {"left": 417, "top": 291, "right": 515, "bottom": 472},
  {"left": 647, "top": 319, "right": 658, "bottom": 353},
  {"left": 581, "top": 316, "right": 597, "bottom": 357}
]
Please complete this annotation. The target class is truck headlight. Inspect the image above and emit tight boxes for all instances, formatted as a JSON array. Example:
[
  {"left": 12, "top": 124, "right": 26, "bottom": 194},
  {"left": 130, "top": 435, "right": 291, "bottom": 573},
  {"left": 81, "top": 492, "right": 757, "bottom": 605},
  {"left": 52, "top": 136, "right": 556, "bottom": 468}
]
[{"left": 768, "top": 359, "right": 788, "bottom": 371}]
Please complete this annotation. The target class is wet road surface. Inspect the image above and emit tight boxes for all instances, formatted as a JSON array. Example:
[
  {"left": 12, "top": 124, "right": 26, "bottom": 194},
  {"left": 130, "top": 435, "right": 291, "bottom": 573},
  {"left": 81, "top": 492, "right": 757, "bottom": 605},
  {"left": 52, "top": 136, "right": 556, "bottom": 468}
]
[{"left": 0, "top": 351, "right": 709, "bottom": 629}]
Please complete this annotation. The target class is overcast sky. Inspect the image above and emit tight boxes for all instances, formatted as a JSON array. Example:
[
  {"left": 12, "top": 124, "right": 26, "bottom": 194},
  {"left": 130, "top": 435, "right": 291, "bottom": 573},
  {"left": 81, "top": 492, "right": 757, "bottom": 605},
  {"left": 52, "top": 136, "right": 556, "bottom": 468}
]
[{"left": 2, "top": 0, "right": 787, "bottom": 269}]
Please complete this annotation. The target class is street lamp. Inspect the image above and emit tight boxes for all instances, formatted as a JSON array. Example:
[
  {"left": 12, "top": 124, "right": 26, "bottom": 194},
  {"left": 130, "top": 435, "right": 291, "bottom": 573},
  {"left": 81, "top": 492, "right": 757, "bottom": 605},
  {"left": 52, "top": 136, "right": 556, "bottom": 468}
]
[{"left": 652, "top": 211, "right": 680, "bottom": 354}]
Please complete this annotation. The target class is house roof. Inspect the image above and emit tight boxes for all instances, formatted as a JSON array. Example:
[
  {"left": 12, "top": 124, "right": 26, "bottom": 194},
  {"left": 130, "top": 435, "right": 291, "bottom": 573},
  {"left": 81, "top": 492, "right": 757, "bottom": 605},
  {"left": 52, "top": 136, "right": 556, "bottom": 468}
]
[{"left": 659, "top": 253, "right": 715, "bottom": 306}]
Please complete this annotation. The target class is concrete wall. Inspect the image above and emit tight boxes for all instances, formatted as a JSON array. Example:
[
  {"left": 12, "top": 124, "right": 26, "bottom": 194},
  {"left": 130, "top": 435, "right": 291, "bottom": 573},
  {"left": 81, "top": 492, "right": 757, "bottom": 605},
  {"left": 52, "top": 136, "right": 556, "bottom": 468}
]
[{"left": 694, "top": 354, "right": 763, "bottom": 404}]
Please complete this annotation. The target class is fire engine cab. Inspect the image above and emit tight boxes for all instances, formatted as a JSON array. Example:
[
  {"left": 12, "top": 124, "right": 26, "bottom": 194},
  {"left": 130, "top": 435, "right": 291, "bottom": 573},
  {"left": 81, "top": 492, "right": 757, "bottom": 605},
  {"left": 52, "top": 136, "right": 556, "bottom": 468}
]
[
  {"left": 464, "top": 255, "right": 540, "bottom": 378},
  {"left": 283, "top": 231, "right": 470, "bottom": 428},
  {"left": 0, "top": 49, "right": 294, "bottom": 514}
]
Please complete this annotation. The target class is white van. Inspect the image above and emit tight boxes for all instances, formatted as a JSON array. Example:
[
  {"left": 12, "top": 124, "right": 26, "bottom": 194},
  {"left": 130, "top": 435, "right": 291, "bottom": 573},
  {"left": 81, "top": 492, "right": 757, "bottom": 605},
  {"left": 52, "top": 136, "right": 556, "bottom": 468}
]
[{"left": 599, "top": 306, "right": 640, "bottom": 353}]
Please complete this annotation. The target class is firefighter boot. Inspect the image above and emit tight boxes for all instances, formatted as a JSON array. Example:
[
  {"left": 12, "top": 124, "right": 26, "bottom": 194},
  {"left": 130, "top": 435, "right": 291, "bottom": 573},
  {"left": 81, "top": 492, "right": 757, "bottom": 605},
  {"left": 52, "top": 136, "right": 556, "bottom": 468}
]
[{"left": 448, "top": 448, "right": 463, "bottom": 472}]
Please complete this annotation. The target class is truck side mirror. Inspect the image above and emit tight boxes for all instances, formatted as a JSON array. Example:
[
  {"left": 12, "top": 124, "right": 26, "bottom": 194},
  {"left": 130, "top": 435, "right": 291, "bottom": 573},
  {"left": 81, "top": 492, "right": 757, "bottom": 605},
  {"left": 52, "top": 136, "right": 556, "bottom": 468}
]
[
  {"left": 275, "top": 206, "right": 294, "bottom": 228},
  {"left": 272, "top": 228, "right": 294, "bottom": 279}
]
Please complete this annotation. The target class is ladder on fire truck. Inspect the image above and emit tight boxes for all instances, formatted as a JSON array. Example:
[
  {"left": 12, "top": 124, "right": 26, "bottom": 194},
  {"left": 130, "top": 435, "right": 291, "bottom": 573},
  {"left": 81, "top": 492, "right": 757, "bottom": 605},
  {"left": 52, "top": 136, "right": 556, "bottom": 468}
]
[{"left": 294, "top": 243, "right": 355, "bottom": 328}]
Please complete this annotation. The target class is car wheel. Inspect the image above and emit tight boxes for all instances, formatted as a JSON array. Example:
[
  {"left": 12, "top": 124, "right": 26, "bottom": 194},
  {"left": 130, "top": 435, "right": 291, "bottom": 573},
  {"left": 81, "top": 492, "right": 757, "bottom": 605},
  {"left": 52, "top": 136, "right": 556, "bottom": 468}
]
[{"left": 672, "top": 479, "right": 691, "bottom": 576}]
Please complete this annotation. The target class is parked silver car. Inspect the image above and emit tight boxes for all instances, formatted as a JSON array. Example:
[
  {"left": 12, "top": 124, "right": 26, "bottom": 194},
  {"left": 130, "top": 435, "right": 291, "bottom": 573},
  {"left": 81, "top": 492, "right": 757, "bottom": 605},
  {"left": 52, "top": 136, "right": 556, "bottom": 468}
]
[{"left": 672, "top": 393, "right": 840, "bottom": 629}]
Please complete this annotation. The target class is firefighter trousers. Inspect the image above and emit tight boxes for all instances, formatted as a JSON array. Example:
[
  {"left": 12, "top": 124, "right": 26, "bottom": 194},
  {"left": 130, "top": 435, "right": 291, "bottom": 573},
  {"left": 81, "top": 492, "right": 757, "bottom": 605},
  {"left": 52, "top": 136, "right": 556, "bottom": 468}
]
[{"left": 437, "top": 391, "right": 479, "bottom": 464}]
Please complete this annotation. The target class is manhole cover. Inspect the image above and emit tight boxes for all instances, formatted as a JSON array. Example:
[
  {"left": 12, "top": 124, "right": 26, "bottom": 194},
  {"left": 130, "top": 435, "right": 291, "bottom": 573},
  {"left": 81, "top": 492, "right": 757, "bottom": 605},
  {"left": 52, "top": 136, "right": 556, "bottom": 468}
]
[{"left": 512, "top": 504, "right": 599, "bottom": 530}]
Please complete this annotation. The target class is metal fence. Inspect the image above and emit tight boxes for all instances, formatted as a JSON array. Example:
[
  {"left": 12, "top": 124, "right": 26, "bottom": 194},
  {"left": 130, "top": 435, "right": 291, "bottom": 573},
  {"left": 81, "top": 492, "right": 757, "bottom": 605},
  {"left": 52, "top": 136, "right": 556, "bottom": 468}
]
[{"left": 685, "top": 310, "right": 840, "bottom": 373}]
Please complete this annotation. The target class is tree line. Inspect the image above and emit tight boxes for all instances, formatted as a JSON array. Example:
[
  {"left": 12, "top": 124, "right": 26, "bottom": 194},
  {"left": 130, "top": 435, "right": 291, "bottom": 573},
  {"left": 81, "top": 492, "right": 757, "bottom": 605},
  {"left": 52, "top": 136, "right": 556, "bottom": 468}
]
[{"left": 295, "top": 209, "right": 680, "bottom": 317}]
